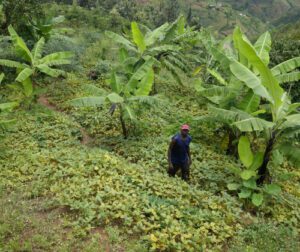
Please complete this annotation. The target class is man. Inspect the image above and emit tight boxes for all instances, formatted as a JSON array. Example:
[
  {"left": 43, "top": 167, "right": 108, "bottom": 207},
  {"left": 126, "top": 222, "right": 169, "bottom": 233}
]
[{"left": 168, "top": 124, "right": 192, "bottom": 181}]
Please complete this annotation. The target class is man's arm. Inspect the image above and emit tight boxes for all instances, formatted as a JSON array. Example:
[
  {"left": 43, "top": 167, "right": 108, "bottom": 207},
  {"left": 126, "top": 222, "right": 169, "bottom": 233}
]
[{"left": 168, "top": 139, "right": 176, "bottom": 168}]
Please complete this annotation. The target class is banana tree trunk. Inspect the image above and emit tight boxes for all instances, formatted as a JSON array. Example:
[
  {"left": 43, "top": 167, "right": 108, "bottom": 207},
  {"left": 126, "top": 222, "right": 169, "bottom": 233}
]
[
  {"left": 119, "top": 112, "right": 128, "bottom": 139},
  {"left": 257, "top": 131, "right": 276, "bottom": 185}
]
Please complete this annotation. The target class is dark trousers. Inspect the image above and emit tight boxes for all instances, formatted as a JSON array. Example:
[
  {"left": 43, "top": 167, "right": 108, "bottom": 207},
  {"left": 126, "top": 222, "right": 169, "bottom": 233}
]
[{"left": 168, "top": 162, "right": 190, "bottom": 181}]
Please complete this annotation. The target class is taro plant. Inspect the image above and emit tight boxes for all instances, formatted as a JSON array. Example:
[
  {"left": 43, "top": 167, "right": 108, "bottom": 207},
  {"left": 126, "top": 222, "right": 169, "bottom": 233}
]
[
  {"left": 227, "top": 136, "right": 282, "bottom": 207},
  {"left": 0, "top": 25, "right": 73, "bottom": 103},
  {"left": 70, "top": 57, "right": 157, "bottom": 138}
]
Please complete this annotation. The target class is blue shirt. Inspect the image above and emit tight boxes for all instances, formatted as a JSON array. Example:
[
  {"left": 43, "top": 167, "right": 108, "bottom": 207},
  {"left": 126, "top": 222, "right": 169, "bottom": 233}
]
[{"left": 171, "top": 133, "right": 192, "bottom": 165}]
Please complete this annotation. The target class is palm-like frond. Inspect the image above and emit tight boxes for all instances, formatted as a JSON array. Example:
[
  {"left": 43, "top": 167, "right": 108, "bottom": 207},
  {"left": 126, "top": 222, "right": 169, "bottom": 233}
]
[
  {"left": 233, "top": 118, "right": 274, "bottom": 132},
  {"left": 276, "top": 72, "right": 300, "bottom": 84},
  {"left": 37, "top": 65, "right": 65, "bottom": 77},
  {"left": 33, "top": 37, "right": 45, "bottom": 63},
  {"left": 69, "top": 96, "right": 106, "bottom": 107},
  {"left": 16, "top": 68, "right": 34, "bottom": 82},
  {"left": 8, "top": 25, "right": 33, "bottom": 62},
  {"left": 0, "top": 59, "right": 27, "bottom": 69},
  {"left": 272, "top": 57, "right": 300, "bottom": 76},
  {"left": 39, "top": 52, "right": 73, "bottom": 66}
]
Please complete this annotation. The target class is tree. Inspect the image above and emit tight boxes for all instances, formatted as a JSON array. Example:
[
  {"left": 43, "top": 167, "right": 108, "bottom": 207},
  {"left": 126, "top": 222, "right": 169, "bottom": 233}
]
[
  {"left": 1, "top": 0, "right": 44, "bottom": 35},
  {"left": 0, "top": 26, "right": 73, "bottom": 103},
  {"left": 70, "top": 55, "right": 157, "bottom": 139},
  {"left": 214, "top": 27, "right": 300, "bottom": 185}
]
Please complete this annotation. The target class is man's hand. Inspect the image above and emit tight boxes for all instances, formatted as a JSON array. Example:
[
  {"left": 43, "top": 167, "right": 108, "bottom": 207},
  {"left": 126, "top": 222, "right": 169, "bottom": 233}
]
[
  {"left": 169, "top": 163, "right": 174, "bottom": 170},
  {"left": 188, "top": 159, "right": 192, "bottom": 166}
]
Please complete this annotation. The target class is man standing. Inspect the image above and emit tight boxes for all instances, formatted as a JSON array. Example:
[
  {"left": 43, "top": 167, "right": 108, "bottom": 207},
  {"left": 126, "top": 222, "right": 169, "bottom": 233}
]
[{"left": 168, "top": 124, "right": 192, "bottom": 181}]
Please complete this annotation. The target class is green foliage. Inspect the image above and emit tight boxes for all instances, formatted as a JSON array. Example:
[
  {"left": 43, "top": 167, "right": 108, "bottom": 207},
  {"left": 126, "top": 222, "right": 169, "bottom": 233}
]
[
  {"left": 0, "top": 26, "right": 73, "bottom": 101},
  {"left": 28, "top": 15, "right": 66, "bottom": 42},
  {"left": 226, "top": 136, "right": 278, "bottom": 207},
  {"left": 70, "top": 56, "right": 156, "bottom": 138},
  {"left": 105, "top": 16, "right": 197, "bottom": 85},
  {"left": 0, "top": 0, "right": 44, "bottom": 36}
]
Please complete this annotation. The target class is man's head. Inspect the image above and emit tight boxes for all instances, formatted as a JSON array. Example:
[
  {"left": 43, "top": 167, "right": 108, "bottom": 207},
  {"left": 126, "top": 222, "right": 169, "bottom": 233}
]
[{"left": 180, "top": 124, "right": 190, "bottom": 137}]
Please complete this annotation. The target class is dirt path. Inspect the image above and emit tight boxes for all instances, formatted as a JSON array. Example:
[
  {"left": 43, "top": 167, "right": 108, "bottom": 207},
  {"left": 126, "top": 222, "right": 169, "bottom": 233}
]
[{"left": 38, "top": 95, "right": 93, "bottom": 146}]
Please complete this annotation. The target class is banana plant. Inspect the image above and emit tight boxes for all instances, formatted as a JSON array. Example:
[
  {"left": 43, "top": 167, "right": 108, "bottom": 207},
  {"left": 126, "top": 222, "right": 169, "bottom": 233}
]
[
  {"left": 197, "top": 28, "right": 300, "bottom": 170},
  {"left": 70, "top": 57, "right": 157, "bottom": 139},
  {"left": 227, "top": 136, "right": 282, "bottom": 207},
  {"left": 105, "top": 16, "right": 197, "bottom": 86},
  {"left": 0, "top": 25, "right": 73, "bottom": 101},
  {"left": 222, "top": 27, "right": 300, "bottom": 185},
  {"left": 28, "top": 15, "right": 65, "bottom": 42}
]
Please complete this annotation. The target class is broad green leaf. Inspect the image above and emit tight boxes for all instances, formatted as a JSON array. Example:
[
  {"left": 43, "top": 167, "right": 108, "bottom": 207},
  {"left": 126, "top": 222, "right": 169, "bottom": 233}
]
[
  {"left": 251, "top": 193, "right": 263, "bottom": 206},
  {"left": 243, "top": 178, "right": 257, "bottom": 190},
  {"left": 119, "top": 48, "right": 129, "bottom": 62},
  {"left": 131, "top": 22, "right": 146, "bottom": 54},
  {"left": 123, "top": 105, "right": 135, "bottom": 120},
  {"left": 135, "top": 68, "right": 154, "bottom": 96},
  {"left": 233, "top": 118, "right": 275, "bottom": 132},
  {"left": 280, "top": 114, "right": 300, "bottom": 129},
  {"left": 39, "top": 51, "right": 73, "bottom": 66},
  {"left": 145, "top": 23, "right": 169, "bottom": 46},
  {"left": 199, "top": 85, "right": 230, "bottom": 97},
  {"left": 238, "top": 136, "right": 253, "bottom": 168},
  {"left": 276, "top": 72, "right": 300, "bottom": 84},
  {"left": 21, "top": 78, "right": 33, "bottom": 97},
  {"left": 249, "top": 152, "right": 264, "bottom": 171},
  {"left": 83, "top": 84, "right": 107, "bottom": 96},
  {"left": 240, "top": 170, "right": 256, "bottom": 180},
  {"left": 227, "top": 165, "right": 242, "bottom": 176},
  {"left": 238, "top": 90, "right": 260, "bottom": 113},
  {"left": 147, "top": 45, "right": 181, "bottom": 54},
  {"left": 230, "top": 61, "right": 273, "bottom": 103},
  {"left": 33, "top": 37, "right": 45, "bottom": 63},
  {"left": 70, "top": 96, "right": 105, "bottom": 107},
  {"left": 110, "top": 72, "right": 121, "bottom": 93},
  {"left": 208, "top": 106, "right": 251, "bottom": 124},
  {"left": 8, "top": 25, "right": 33, "bottom": 62},
  {"left": 264, "top": 184, "right": 281, "bottom": 195},
  {"left": 105, "top": 31, "right": 137, "bottom": 53},
  {"left": 272, "top": 57, "right": 300, "bottom": 76},
  {"left": 233, "top": 27, "right": 284, "bottom": 113},
  {"left": 210, "top": 46, "right": 232, "bottom": 70},
  {"left": 37, "top": 65, "right": 65, "bottom": 77},
  {"left": 207, "top": 68, "right": 227, "bottom": 85},
  {"left": 238, "top": 189, "right": 252, "bottom": 199},
  {"left": 227, "top": 183, "right": 240, "bottom": 191},
  {"left": 16, "top": 68, "right": 34, "bottom": 82},
  {"left": 254, "top": 31, "right": 271, "bottom": 65},
  {"left": 0, "top": 102, "right": 18, "bottom": 111},
  {"left": 127, "top": 58, "right": 155, "bottom": 92},
  {"left": 0, "top": 59, "right": 26, "bottom": 69},
  {"left": 287, "top": 103, "right": 300, "bottom": 114},
  {"left": 106, "top": 93, "right": 124, "bottom": 104}
]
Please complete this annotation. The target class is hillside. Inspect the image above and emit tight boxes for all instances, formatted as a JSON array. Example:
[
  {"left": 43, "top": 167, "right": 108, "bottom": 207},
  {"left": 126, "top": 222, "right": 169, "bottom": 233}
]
[{"left": 1, "top": 1, "right": 300, "bottom": 251}]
